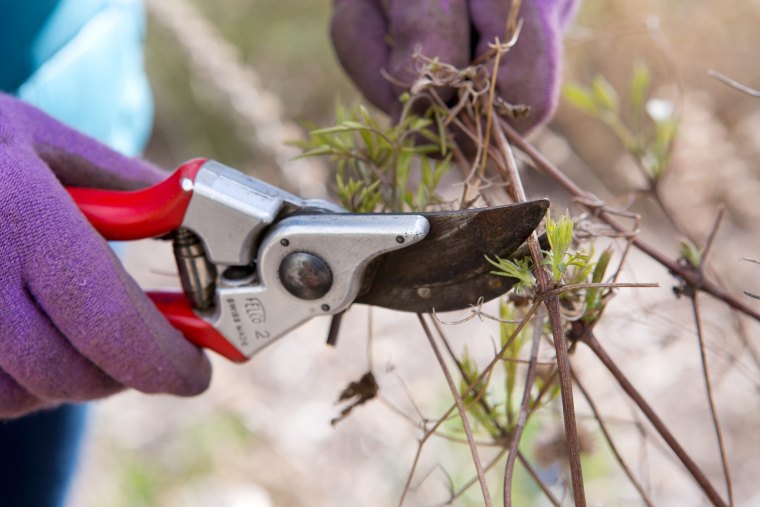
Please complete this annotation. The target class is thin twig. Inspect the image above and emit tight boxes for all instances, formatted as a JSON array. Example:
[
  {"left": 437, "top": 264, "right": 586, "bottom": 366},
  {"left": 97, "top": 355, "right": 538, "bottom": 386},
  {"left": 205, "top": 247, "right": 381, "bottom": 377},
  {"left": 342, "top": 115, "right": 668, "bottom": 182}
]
[
  {"left": 709, "top": 70, "right": 760, "bottom": 98},
  {"left": 573, "top": 373, "right": 655, "bottom": 507},
  {"left": 691, "top": 206, "right": 734, "bottom": 505},
  {"left": 504, "top": 307, "right": 545, "bottom": 506},
  {"left": 541, "top": 281, "right": 659, "bottom": 298},
  {"left": 397, "top": 301, "right": 540, "bottom": 506},
  {"left": 492, "top": 120, "right": 587, "bottom": 506},
  {"left": 583, "top": 332, "right": 727, "bottom": 507},
  {"left": 700, "top": 206, "right": 725, "bottom": 269},
  {"left": 499, "top": 117, "right": 760, "bottom": 323},
  {"left": 447, "top": 448, "right": 508, "bottom": 505},
  {"left": 691, "top": 295, "right": 734, "bottom": 506},
  {"left": 417, "top": 314, "right": 493, "bottom": 507},
  {"left": 517, "top": 452, "right": 562, "bottom": 507}
]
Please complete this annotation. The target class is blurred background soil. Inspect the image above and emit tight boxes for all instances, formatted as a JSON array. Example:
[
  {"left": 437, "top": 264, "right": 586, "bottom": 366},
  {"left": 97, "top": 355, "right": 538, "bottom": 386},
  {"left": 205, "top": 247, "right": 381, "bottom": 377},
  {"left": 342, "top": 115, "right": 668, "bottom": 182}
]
[{"left": 69, "top": 1, "right": 760, "bottom": 505}]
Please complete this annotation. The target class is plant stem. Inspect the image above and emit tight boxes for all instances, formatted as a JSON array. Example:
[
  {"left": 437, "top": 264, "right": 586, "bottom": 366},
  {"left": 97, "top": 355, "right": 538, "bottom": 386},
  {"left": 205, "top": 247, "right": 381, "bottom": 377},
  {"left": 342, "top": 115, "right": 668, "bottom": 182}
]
[
  {"left": 517, "top": 452, "right": 562, "bottom": 507},
  {"left": 504, "top": 308, "right": 544, "bottom": 507},
  {"left": 397, "top": 302, "right": 540, "bottom": 506},
  {"left": 417, "top": 314, "right": 493, "bottom": 507},
  {"left": 499, "top": 118, "right": 760, "bottom": 323},
  {"left": 573, "top": 372, "right": 655, "bottom": 507},
  {"left": 691, "top": 294, "right": 734, "bottom": 506},
  {"left": 493, "top": 121, "right": 587, "bottom": 506},
  {"left": 583, "top": 332, "right": 727, "bottom": 507}
]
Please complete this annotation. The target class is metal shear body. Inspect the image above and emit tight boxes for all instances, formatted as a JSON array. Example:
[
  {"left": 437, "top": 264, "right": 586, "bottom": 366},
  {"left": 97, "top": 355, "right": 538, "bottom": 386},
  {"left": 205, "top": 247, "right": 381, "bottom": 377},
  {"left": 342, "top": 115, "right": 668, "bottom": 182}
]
[{"left": 69, "top": 159, "right": 548, "bottom": 362}]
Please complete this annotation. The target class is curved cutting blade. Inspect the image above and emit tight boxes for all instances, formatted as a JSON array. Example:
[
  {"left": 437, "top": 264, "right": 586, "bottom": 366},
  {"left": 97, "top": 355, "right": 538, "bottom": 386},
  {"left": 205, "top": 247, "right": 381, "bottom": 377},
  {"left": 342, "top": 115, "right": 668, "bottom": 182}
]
[{"left": 355, "top": 199, "right": 549, "bottom": 313}]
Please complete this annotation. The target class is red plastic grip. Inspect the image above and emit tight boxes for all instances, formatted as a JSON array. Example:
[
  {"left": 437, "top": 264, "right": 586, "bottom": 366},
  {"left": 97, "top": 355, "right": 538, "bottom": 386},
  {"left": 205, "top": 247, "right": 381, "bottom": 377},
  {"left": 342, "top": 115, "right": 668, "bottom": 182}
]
[
  {"left": 148, "top": 292, "right": 247, "bottom": 362},
  {"left": 67, "top": 158, "right": 207, "bottom": 240}
]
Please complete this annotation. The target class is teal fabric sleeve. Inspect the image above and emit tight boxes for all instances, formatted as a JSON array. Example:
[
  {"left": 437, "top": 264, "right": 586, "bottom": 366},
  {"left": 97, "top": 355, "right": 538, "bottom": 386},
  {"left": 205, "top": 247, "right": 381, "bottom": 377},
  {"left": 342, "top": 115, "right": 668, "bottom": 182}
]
[
  {"left": 12, "top": 0, "right": 153, "bottom": 156},
  {"left": 0, "top": 0, "right": 60, "bottom": 92}
]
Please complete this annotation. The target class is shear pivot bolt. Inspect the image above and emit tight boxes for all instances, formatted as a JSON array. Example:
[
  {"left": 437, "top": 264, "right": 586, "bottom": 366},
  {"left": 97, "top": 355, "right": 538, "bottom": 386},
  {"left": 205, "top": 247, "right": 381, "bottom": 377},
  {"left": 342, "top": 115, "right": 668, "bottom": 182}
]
[{"left": 279, "top": 252, "right": 333, "bottom": 300}]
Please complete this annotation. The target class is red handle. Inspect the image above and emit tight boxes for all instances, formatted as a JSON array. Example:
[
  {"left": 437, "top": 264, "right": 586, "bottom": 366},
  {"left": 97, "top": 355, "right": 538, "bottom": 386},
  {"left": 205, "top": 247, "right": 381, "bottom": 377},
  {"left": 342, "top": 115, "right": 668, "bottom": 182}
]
[
  {"left": 148, "top": 292, "right": 247, "bottom": 363},
  {"left": 67, "top": 158, "right": 207, "bottom": 240},
  {"left": 68, "top": 158, "right": 246, "bottom": 361}
]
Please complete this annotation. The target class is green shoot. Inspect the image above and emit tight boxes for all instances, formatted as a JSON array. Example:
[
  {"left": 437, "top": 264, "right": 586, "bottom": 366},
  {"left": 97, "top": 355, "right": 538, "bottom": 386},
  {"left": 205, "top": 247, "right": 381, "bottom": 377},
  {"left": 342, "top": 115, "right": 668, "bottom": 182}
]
[
  {"left": 679, "top": 239, "right": 702, "bottom": 270},
  {"left": 294, "top": 103, "right": 451, "bottom": 212},
  {"left": 583, "top": 248, "right": 613, "bottom": 324},
  {"left": 563, "top": 63, "right": 679, "bottom": 183},
  {"left": 458, "top": 348, "right": 500, "bottom": 437},
  {"left": 500, "top": 301, "right": 529, "bottom": 429},
  {"left": 544, "top": 210, "right": 591, "bottom": 283},
  {"left": 487, "top": 255, "right": 536, "bottom": 294}
]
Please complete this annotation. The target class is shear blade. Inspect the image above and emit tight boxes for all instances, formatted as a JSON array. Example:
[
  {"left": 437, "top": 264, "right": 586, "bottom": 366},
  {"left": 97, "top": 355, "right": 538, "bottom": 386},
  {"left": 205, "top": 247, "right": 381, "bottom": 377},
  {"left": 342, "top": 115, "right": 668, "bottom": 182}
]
[{"left": 355, "top": 199, "right": 549, "bottom": 313}]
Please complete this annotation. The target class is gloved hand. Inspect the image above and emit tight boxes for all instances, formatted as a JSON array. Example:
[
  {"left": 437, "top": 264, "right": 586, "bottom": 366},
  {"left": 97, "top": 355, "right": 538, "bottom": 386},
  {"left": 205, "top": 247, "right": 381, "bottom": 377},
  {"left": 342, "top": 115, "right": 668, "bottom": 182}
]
[
  {"left": 0, "top": 94, "right": 211, "bottom": 419},
  {"left": 331, "top": 0, "right": 577, "bottom": 134}
]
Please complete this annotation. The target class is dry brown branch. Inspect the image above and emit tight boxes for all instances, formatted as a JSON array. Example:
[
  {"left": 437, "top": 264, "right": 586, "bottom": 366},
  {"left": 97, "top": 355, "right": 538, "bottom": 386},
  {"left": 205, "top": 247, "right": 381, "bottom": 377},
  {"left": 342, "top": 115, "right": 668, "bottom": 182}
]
[
  {"left": 417, "top": 314, "right": 493, "bottom": 506},
  {"left": 709, "top": 69, "right": 760, "bottom": 98},
  {"left": 491, "top": 119, "right": 587, "bottom": 506},
  {"left": 691, "top": 207, "right": 734, "bottom": 505},
  {"left": 499, "top": 117, "right": 760, "bottom": 323},
  {"left": 583, "top": 332, "right": 727, "bottom": 506},
  {"left": 691, "top": 295, "right": 734, "bottom": 506},
  {"left": 573, "top": 373, "right": 655, "bottom": 507},
  {"left": 503, "top": 307, "right": 545, "bottom": 506},
  {"left": 397, "top": 301, "right": 540, "bottom": 506}
]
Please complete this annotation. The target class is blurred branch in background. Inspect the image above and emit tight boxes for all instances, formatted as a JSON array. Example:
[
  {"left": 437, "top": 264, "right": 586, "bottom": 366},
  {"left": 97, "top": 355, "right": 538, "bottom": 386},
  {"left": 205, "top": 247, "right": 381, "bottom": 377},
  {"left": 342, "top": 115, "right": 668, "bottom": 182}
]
[{"left": 145, "top": 0, "right": 328, "bottom": 197}]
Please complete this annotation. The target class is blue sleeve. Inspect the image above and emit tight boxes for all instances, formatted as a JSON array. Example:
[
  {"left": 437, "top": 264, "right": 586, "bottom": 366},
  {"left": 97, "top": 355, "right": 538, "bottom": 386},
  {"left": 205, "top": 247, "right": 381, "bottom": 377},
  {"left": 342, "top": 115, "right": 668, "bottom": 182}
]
[{"left": 6, "top": 0, "right": 153, "bottom": 156}]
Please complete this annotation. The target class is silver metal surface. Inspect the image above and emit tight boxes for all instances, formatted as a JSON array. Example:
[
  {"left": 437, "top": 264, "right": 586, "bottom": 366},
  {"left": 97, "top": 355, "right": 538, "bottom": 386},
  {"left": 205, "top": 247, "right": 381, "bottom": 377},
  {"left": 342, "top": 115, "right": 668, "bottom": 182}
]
[
  {"left": 177, "top": 160, "right": 428, "bottom": 358},
  {"left": 173, "top": 228, "right": 217, "bottom": 311},
  {"left": 278, "top": 252, "right": 333, "bottom": 300},
  {"left": 205, "top": 213, "right": 429, "bottom": 357},
  {"left": 182, "top": 160, "right": 341, "bottom": 265}
]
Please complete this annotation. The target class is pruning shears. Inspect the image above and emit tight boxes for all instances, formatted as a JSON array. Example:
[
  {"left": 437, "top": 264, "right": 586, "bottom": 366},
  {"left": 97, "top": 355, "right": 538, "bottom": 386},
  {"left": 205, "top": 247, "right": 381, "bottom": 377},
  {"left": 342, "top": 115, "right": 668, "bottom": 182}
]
[{"left": 67, "top": 159, "right": 548, "bottom": 362}]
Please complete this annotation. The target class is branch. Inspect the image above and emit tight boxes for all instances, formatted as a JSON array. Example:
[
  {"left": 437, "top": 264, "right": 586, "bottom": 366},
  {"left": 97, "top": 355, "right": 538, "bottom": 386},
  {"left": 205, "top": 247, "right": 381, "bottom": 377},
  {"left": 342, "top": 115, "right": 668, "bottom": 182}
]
[
  {"left": 709, "top": 69, "right": 760, "bottom": 98},
  {"left": 397, "top": 302, "right": 540, "bottom": 506},
  {"left": 499, "top": 118, "right": 760, "bottom": 323},
  {"left": 691, "top": 295, "right": 734, "bottom": 506},
  {"left": 573, "top": 372, "right": 655, "bottom": 507},
  {"left": 492, "top": 120, "right": 587, "bottom": 506},
  {"left": 582, "top": 332, "right": 727, "bottom": 507},
  {"left": 417, "top": 315, "right": 493, "bottom": 507},
  {"left": 504, "top": 307, "right": 545, "bottom": 506}
]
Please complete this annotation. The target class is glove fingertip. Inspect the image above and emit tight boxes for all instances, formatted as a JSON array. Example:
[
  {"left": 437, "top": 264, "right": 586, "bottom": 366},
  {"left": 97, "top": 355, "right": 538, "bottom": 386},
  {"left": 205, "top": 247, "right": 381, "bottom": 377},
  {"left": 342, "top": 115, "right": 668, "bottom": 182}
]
[
  {"left": 387, "top": 0, "right": 470, "bottom": 101},
  {"left": 164, "top": 347, "right": 213, "bottom": 397},
  {"left": 331, "top": 0, "right": 398, "bottom": 113}
]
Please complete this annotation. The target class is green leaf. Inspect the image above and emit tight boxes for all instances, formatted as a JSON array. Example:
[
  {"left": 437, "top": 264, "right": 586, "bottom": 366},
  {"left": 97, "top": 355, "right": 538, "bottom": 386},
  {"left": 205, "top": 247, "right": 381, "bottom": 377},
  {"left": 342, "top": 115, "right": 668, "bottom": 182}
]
[
  {"left": 679, "top": 239, "right": 702, "bottom": 269},
  {"left": 563, "top": 83, "right": 598, "bottom": 114},
  {"left": 592, "top": 248, "right": 612, "bottom": 284},
  {"left": 592, "top": 75, "right": 620, "bottom": 113},
  {"left": 545, "top": 210, "right": 574, "bottom": 281},
  {"left": 630, "top": 62, "right": 651, "bottom": 127},
  {"left": 584, "top": 248, "right": 613, "bottom": 322},
  {"left": 294, "top": 145, "right": 334, "bottom": 159},
  {"left": 487, "top": 255, "right": 536, "bottom": 293},
  {"left": 458, "top": 348, "right": 499, "bottom": 435},
  {"left": 499, "top": 300, "right": 526, "bottom": 428}
]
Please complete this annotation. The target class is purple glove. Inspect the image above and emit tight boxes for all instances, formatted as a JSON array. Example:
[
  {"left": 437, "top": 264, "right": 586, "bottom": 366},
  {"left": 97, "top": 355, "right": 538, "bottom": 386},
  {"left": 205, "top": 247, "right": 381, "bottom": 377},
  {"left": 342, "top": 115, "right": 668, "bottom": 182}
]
[
  {"left": 0, "top": 94, "right": 211, "bottom": 419},
  {"left": 331, "top": 0, "right": 577, "bottom": 134}
]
